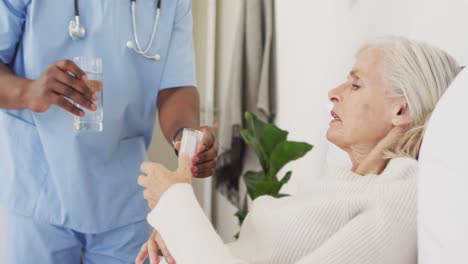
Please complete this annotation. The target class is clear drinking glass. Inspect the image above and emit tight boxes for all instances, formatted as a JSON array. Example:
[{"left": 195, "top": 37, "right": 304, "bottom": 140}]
[{"left": 72, "top": 56, "right": 103, "bottom": 132}]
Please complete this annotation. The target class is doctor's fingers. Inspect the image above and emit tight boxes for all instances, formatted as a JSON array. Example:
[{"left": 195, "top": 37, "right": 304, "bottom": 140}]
[
  {"left": 49, "top": 80, "right": 96, "bottom": 112},
  {"left": 49, "top": 92, "right": 84, "bottom": 117},
  {"left": 193, "top": 160, "right": 216, "bottom": 178},
  {"left": 194, "top": 170, "right": 215, "bottom": 179},
  {"left": 53, "top": 68, "right": 96, "bottom": 101},
  {"left": 194, "top": 142, "right": 218, "bottom": 164},
  {"left": 54, "top": 60, "right": 88, "bottom": 81},
  {"left": 197, "top": 127, "right": 216, "bottom": 153}
]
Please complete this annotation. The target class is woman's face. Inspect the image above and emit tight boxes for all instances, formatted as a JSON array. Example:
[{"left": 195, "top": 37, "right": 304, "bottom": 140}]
[{"left": 326, "top": 49, "right": 399, "bottom": 151}]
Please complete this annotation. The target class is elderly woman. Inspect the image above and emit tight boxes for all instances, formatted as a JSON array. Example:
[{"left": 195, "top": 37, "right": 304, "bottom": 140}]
[{"left": 136, "top": 36, "right": 461, "bottom": 264}]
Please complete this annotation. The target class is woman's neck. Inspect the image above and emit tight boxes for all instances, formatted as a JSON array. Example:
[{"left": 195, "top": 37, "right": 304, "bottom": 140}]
[{"left": 347, "top": 145, "right": 389, "bottom": 176}]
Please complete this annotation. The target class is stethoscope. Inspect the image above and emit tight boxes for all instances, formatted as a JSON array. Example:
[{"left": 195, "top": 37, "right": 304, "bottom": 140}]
[{"left": 68, "top": 0, "right": 162, "bottom": 61}]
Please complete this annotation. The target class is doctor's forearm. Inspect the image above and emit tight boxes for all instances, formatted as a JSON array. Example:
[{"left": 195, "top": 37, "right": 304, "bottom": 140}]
[
  {"left": 157, "top": 86, "right": 200, "bottom": 145},
  {"left": 0, "top": 62, "right": 31, "bottom": 109}
]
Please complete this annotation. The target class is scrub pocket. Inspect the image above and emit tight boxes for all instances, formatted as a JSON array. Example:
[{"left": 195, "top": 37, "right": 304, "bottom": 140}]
[{"left": 0, "top": 112, "right": 49, "bottom": 215}]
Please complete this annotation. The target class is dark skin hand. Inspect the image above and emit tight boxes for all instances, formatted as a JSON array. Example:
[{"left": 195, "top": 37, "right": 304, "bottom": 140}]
[
  {"left": 0, "top": 60, "right": 97, "bottom": 115},
  {"left": 157, "top": 86, "right": 218, "bottom": 178}
]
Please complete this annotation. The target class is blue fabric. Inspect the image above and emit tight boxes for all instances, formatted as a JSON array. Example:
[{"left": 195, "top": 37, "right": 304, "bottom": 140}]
[
  {"left": 0, "top": 0, "right": 29, "bottom": 64},
  {"left": 0, "top": 0, "right": 196, "bottom": 233},
  {"left": 1, "top": 209, "right": 152, "bottom": 263}
]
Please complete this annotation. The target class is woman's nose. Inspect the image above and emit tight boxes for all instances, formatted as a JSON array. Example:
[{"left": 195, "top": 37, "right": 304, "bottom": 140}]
[{"left": 328, "top": 84, "right": 343, "bottom": 103}]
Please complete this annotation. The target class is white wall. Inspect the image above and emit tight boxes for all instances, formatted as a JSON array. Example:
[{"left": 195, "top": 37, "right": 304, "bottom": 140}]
[
  {"left": 275, "top": 0, "right": 355, "bottom": 194},
  {"left": 405, "top": 0, "right": 468, "bottom": 65}
]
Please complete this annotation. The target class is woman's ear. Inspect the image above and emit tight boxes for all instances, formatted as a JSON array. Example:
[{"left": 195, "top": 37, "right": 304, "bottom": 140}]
[{"left": 391, "top": 99, "right": 412, "bottom": 127}]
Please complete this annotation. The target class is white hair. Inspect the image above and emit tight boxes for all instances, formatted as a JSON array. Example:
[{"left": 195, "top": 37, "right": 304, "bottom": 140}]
[{"left": 357, "top": 36, "right": 461, "bottom": 159}]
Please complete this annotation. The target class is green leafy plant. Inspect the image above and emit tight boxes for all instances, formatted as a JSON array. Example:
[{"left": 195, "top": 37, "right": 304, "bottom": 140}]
[{"left": 235, "top": 112, "right": 313, "bottom": 230}]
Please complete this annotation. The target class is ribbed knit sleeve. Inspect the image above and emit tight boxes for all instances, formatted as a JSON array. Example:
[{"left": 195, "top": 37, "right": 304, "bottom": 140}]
[{"left": 148, "top": 183, "right": 247, "bottom": 264}]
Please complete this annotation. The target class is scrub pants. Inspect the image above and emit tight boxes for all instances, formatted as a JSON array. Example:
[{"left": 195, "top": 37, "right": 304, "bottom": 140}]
[{"left": 1, "top": 210, "right": 152, "bottom": 264}]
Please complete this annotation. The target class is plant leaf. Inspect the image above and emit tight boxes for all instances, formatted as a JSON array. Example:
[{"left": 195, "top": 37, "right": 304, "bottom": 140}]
[
  {"left": 253, "top": 179, "right": 283, "bottom": 199},
  {"left": 245, "top": 111, "right": 267, "bottom": 139},
  {"left": 279, "top": 171, "right": 292, "bottom": 185},
  {"left": 241, "top": 112, "right": 269, "bottom": 171},
  {"left": 240, "top": 129, "right": 269, "bottom": 171},
  {"left": 251, "top": 171, "right": 292, "bottom": 199},
  {"left": 259, "top": 124, "right": 288, "bottom": 157},
  {"left": 268, "top": 142, "right": 313, "bottom": 179},
  {"left": 243, "top": 171, "right": 265, "bottom": 200},
  {"left": 240, "top": 129, "right": 254, "bottom": 146},
  {"left": 277, "top": 193, "right": 290, "bottom": 198}
]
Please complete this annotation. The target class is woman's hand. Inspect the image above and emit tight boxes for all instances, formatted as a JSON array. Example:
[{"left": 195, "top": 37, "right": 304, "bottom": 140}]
[
  {"left": 138, "top": 154, "right": 192, "bottom": 209},
  {"left": 135, "top": 230, "right": 175, "bottom": 264},
  {"left": 354, "top": 125, "right": 408, "bottom": 175}
]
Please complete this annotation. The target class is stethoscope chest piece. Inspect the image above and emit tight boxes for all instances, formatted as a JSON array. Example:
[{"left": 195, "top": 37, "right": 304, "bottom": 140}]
[{"left": 69, "top": 16, "right": 86, "bottom": 40}]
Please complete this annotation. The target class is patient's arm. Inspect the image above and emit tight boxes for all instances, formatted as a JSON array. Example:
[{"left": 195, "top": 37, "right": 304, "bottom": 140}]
[{"left": 147, "top": 183, "right": 248, "bottom": 264}]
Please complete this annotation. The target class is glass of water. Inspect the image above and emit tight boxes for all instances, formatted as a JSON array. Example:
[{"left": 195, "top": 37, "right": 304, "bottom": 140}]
[{"left": 72, "top": 56, "right": 103, "bottom": 132}]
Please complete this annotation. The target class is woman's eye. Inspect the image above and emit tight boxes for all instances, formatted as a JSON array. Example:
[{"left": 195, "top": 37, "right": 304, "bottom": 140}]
[{"left": 352, "top": 84, "right": 360, "bottom": 90}]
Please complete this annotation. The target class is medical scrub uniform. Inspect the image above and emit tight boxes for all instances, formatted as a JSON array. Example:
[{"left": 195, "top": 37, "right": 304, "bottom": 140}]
[{"left": 0, "top": 0, "right": 196, "bottom": 262}]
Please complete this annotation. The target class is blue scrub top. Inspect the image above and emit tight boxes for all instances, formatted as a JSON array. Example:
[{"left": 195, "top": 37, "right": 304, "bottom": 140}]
[{"left": 0, "top": 0, "right": 196, "bottom": 233}]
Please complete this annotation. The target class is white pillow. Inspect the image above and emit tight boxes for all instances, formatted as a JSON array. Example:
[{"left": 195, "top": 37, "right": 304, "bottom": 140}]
[{"left": 418, "top": 68, "right": 468, "bottom": 263}]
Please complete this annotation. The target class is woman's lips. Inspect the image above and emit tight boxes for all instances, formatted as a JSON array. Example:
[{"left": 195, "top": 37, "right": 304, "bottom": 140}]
[{"left": 331, "top": 110, "right": 341, "bottom": 121}]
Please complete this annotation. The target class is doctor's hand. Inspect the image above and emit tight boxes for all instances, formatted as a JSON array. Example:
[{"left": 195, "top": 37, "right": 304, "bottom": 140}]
[
  {"left": 173, "top": 126, "right": 218, "bottom": 178},
  {"left": 24, "top": 60, "right": 97, "bottom": 116},
  {"left": 135, "top": 230, "right": 175, "bottom": 264},
  {"left": 138, "top": 154, "right": 192, "bottom": 209}
]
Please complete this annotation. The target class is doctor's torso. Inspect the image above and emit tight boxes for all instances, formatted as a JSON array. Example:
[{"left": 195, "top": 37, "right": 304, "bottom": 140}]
[
  {"left": 19, "top": 0, "right": 177, "bottom": 120},
  {"left": 8, "top": 0, "right": 183, "bottom": 155},
  {"left": 0, "top": 0, "right": 192, "bottom": 232}
]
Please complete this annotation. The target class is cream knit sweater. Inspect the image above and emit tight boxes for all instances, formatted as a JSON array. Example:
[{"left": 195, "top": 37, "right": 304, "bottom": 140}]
[{"left": 148, "top": 157, "right": 417, "bottom": 264}]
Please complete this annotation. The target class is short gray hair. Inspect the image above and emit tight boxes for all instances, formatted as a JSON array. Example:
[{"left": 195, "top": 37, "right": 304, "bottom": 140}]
[{"left": 358, "top": 36, "right": 461, "bottom": 159}]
